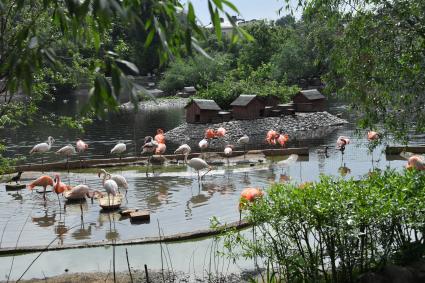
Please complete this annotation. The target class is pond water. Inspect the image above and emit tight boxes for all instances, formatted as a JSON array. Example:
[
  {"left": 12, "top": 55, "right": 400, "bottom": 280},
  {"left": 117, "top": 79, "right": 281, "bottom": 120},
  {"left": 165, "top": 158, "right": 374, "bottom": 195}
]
[{"left": 0, "top": 94, "right": 417, "bottom": 280}]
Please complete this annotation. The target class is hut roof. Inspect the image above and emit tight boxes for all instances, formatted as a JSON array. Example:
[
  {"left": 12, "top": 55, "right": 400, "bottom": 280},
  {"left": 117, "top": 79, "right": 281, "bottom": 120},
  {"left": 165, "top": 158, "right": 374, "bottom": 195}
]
[
  {"left": 230, "top": 95, "right": 258, "bottom": 106},
  {"left": 299, "top": 89, "right": 325, "bottom": 100},
  {"left": 185, "top": 99, "right": 221, "bottom": 111}
]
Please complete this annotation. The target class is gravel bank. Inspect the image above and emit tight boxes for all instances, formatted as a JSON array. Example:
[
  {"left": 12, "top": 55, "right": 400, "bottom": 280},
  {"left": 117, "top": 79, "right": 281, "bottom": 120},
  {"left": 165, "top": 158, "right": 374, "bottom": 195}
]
[
  {"left": 120, "top": 98, "right": 189, "bottom": 111},
  {"left": 165, "top": 111, "right": 348, "bottom": 149}
]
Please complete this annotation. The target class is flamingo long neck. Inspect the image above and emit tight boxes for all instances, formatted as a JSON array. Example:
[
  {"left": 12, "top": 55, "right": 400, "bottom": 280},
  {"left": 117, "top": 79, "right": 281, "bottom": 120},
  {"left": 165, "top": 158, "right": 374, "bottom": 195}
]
[{"left": 102, "top": 173, "right": 107, "bottom": 186}]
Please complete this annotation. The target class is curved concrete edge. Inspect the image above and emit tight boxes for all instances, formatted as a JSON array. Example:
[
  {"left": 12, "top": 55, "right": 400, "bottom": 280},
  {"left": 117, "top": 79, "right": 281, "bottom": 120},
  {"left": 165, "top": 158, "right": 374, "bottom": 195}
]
[
  {"left": 13, "top": 148, "right": 309, "bottom": 173},
  {"left": 0, "top": 220, "right": 251, "bottom": 256}
]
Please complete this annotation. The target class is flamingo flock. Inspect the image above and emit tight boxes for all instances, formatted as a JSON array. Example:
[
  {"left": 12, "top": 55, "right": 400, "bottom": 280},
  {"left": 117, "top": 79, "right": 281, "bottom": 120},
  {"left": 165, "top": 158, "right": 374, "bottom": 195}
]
[{"left": 19, "top": 125, "right": 424, "bottom": 228}]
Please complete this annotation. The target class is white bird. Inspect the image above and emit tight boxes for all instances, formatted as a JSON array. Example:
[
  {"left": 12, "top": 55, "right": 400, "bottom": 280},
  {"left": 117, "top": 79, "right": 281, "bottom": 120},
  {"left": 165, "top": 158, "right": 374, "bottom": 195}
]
[
  {"left": 76, "top": 139, "right": 88, "bottom": 153},
  {"left": 98, "top": 169, "right": 128, "bottom": 192},
  {"left": 100, "top": 172, "right": 118, "bottom": 205},
  {"left": 56, "top": 144, "right": 77, "bottom": 172},
  {"left": 142, "top": 136, "right": 159, "bottom": 176},
  {"left": 174, "top": 144, "right": 191, "bottom": 164},
  {"left": 63, "top": 184, "right": 91, "bottom": 200},
  {"left": 237, "top": 134, "right": 250, "bottom": 159},
  {"left": 187, "top": 157, "right": 211, "bottom": 182},
  {"left": 199, "top": 138, "right": 208, "bottom": 159},
  {"left": 76, "top": 139, "right": 88, "bottom": 167},
  {"left": 224, "top": 145, "right": 233, "bottom": 166},
  {"left": 56, "top": 144, "right": 76, "bottom": 156},
  {"left": 111, "top": 141, "right": 126, "bottom": 160},
  {"left": 29, "top": 136, "right": 55, "bottom": 169}
]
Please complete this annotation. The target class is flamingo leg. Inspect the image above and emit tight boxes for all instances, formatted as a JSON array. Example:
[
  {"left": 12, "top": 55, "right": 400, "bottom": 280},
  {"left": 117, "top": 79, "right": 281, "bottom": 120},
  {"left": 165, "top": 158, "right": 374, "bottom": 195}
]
[
  {"left": 197, "top": 170, "right": 200, "bottom": 183},
  {"left": 57, "top": 194, "right": 61, "bottom": 209},
  {"left": 244, "top": 144, "right": 246, "bottom": 159},
  {"left": 67, "top": 155, "right": 69, "bottom": 173},
  {"left": 108, "top": 193, "right": 111, "bottom": 206},
  {"left": 43, "top": 186, "right": 47, "bottom": 201},
  {"left": 41, "top": 156, "right": 44, "bottom": 173}
]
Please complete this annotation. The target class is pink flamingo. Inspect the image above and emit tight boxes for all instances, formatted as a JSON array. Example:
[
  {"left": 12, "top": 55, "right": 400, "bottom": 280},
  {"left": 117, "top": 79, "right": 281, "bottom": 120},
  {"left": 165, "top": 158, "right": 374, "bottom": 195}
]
[
  {"left": 336, "top": 136, "right": 350, "bottom": 154},
  {"left": 406, "top": 155, "right": 425, "bottom": 171},
  {"left": 215, "top": 127, "right": 226, "bottom": 137},
  {"left": 53, "top": 174, "right": 71, "bottom": 207},
  {"left": 367, "top": 131, "right": 379, "bottom": 141},
  {"left": 277, "top": 134, "right": 289, "bottom": 148},
  {"left": 239, "top": 188, "right": 263, "bottom": 222},
  {"left": 28, "top": 175, "right": 54, "bottom": 200},
  {"left": 266, "top": 130, "right": 279, "bottom": 145}
]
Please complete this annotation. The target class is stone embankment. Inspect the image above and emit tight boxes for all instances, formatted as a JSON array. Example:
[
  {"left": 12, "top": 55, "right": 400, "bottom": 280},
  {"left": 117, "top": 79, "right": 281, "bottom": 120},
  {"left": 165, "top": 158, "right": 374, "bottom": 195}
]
[{"left": 165, "top": 112, "right": 348, "bottom": 149}]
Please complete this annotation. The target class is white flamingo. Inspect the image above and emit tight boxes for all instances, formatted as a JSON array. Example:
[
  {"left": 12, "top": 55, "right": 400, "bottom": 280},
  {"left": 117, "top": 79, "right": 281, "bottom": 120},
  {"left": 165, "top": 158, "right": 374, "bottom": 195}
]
[
  {"left": 111, "top": 141, "right": 126, "bottom": 160},
  {"left": 56, "top": 144, "right": 76, "bottom": 172},
  {"left": 174, "top": 144, "right": 191, "bottom": 164},
  {"left": 30, "top": 136, "right": 55, "bottom": 168},
  {"left": 100, "top": 172, "right": 118, "bottom": 205},
  {"left": 199, "top": 138, "right": 208, "bottom": 159},
  {"left": 224, "top": 145, "right": 233, "bottom": 166},
  {"left": 237, "top": 135, "right": 249, "bottom": 159},
  {"left": 76, "top": 139, "right": 88, "bottom": 166},
  {"left": 63, "top": 184, "right": 101, "bottom": 201},
  {"left": 98, "top": 169, "right": 128, "bottom": 193},
  {"left": 187, "top": 157, "right": 211, "bottom": 182},
  {"left": 76, "top": 139, "right": 88, "bottom": 153},
  {"left": 142, "top": 136, "right": 158, "bottom": 175}
]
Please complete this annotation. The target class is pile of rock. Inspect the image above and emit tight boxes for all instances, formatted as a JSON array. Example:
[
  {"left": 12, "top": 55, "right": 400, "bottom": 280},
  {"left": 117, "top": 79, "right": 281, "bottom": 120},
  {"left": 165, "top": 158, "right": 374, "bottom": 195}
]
[{"left": 165, "top": 111, "right": 348, "bottom": 149}]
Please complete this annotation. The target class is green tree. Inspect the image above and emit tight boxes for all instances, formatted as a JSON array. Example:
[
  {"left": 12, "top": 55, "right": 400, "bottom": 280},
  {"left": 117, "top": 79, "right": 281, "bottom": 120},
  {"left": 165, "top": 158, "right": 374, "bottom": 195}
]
[{"left": 302, "top": 0, "right": 425, "bottom": 140}]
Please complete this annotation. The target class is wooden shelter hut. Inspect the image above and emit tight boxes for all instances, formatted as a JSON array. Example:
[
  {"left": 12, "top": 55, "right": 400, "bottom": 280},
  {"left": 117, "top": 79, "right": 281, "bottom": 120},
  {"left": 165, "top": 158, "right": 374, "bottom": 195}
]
[
  {"left": 292, "top": 89, "right": 326, "bottom": 112},
  {"left": 230, "top": 95, "right": 266, "bottom": 120},
  {"left": 185, "top": 99, "right": 221, "bottom": 123}
]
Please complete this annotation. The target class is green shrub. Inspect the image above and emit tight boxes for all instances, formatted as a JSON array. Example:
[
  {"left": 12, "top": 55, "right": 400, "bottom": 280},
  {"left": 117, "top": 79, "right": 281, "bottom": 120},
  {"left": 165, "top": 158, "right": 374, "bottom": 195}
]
[
  {"left": 219, "top": 169, "right": 425, "bottom": 282},
  {"left": 159, "top": 53, "right": 232, "bottom": 93}
]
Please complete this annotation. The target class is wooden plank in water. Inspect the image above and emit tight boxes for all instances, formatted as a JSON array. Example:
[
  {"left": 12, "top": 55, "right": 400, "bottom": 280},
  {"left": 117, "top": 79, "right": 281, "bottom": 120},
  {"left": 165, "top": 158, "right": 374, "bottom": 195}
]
[
  {"left": 130, "top": 211, "right": 150, "bottom": 222},
  {"left": 261, "top": 147, "right": 309, "bottom": 156},
  {"left": 386, "top": 145, "right": 425, "bottom": 155},
  {"left": 5, "top": 183, "right": 26, "bottom": 191}
]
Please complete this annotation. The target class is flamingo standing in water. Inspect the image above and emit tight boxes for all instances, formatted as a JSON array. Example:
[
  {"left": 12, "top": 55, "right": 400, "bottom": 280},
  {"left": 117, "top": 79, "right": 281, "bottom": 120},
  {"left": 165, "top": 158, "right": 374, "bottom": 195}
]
[
  {"left": 239, "top": 188, "right": 263, "bottom": 222},
  {"left": 224, "top": 145, "right": 233, "bottom": 166},
  {"left": 367, "top": 131, "right": 380, "bottom": 168},
  {"left": 100, "top": 172, "right": 118, "bottom": 206},
  {"left": 28, "top": 175, "right": 54, "bottom": 200},
  {"left": 187, "top": 157, "right": 211, "bottom": 183},
  {"left": 406, "top": 155, "right": 425, "bottom": 170},
  {"left": 111, "top": 141, "right": 126, "bottom": 160},
  {"left": 30, "top": 136, "right": 55, "bottom": 171},
  {"left": 56, "top": 144, "right": 76, "bottom": 172},
  {"left": 98, "top": 169, "right": 128, "bottom": 193},
  {"left": 237, "top": 135, "right": 249, "bottom": 159},
  {"left": 76, "top": 139, "right": 88, "bottom": 167},
  {"left": 174, "top": 144, "right": 191, "bottom": 164},
  {"left": 199, "top": 138, "right": 208, "bottom": 159},
  {"left": 53, "top": 174, "right": 71, "bottom": 207},
  {"left": 367, "top": 131, "right": 379, "bottom": 141},
  {"left": 142, "top": 136, "right": 158, "bottom": 175},
  {"left": 336, "top": 136, "right": 350, "bottom": 154}
]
